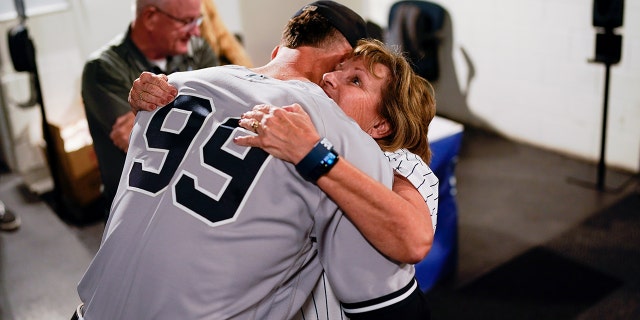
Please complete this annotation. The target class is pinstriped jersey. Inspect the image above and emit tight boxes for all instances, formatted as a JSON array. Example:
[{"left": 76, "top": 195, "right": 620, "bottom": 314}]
[
  {"left": 77, "top": 66, "right": 416, "bottom": 319},
  {"left": 385, "top": 148, "right": 439, "bottom": 232},
  {"left": 297, "top": 149, "right": 439, "bottom": 319}
]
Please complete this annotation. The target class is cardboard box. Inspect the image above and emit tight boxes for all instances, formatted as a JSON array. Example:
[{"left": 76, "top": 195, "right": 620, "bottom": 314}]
[{"left": 46, "top": 119, "right": 102, "bottom": 207}]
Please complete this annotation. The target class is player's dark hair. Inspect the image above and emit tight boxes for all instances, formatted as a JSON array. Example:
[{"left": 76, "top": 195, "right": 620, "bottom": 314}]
[{"left": 281, "top": 10, "right": 343, "bottom": 49}]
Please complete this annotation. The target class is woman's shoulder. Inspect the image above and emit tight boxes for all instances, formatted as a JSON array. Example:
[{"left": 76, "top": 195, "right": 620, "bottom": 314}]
[
  {"left": 384, "top": 149, "right": 434, "bottom": 178},
  {"left": 385, "top": 149, "right": 439, "bottom": 200},
  {"left": 384, "top": 149, "right": 424, "bottom": 166}
]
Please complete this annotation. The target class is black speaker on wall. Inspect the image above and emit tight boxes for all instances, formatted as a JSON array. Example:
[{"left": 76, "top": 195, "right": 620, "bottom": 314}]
[
  {"left": 592, "top": 0, "right": 624, "bottom": 29},
  {"left": 595, "top": 32, "right": 622, "bottom": 64},
  {"left": 587, "top": 0, "right": 625, "bottom": 191},
  {"left": 592, "top": 0, "right": 624, "bottom": 65}
]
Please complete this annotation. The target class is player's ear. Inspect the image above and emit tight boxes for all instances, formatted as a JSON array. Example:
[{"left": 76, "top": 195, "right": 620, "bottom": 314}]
[
  {"left": 367, "top": 117, "right": 392, "bottom": 139},
  {"left": 270, "top": 46, "right": 280, "bottom": 59},
  {"left": 140, "top": 6, "right": 159, "bottom": 30}
]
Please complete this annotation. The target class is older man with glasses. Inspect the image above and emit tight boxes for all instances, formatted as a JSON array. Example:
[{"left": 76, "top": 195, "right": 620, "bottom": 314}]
[{"left": 81, "top": 0, "right": 218, "bottom": 219}]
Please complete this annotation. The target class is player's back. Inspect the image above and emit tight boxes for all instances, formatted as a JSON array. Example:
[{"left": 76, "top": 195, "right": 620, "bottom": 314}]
[{"left": 77, "top": 66, "right": 393, "bottom": 319}]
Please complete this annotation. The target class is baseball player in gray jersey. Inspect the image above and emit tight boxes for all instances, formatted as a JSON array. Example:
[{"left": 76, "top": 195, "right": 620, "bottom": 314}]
[
  {"left": 78, "top": 64, "right": 399, "bottom": 319},
  {"left": 127, "top": 39, "right": 437, "bottom": 319},
  {"left": 235, "top": 40, "right": 438, "bottom": 320},
  {"left": 76, "top": 2, "right": 426, "bottom": 320}
]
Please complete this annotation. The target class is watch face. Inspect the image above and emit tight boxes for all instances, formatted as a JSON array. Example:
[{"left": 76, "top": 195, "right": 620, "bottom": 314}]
[{"left": 296, "top": 139, "right": 338, "bottom": 182}]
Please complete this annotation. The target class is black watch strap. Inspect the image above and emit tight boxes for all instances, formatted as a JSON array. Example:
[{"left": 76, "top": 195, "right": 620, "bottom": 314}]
[{"left": 295, "top": 138, "right": 340, "bottom": 183}]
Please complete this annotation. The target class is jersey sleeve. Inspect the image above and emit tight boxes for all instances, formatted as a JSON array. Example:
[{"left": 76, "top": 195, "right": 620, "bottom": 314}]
[{"left": 306, "top": 115, "right": 418, "bottom": 314}]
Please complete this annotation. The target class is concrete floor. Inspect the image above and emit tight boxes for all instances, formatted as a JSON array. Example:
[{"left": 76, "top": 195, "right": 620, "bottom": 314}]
[
  {"left": 450, "top": 128, "right": 638, "bottom": 288},
  {"left": 1, "top": 125, "right": 638, "bottom": 320},
  {"left": 428, "top": 127, "right": 640, "bottom": 320}
]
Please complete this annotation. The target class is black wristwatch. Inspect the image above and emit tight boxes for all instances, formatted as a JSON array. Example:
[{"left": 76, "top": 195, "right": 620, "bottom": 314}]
[{"left": 295, "top": 138, "right": 340, "bottom": 183}]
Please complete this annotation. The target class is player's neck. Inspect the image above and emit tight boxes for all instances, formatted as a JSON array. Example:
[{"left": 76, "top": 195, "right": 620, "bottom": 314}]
[{"left": 251, "top": 47, "right": 320, "bottom": 84}]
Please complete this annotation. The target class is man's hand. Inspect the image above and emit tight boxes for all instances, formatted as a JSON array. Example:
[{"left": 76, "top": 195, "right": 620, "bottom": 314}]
[
  {"left": 110, "top": 112, "right": 135, "bottom": 152},
  {"left": 128, "top": 72, "right": 177, "bottom": 114}
]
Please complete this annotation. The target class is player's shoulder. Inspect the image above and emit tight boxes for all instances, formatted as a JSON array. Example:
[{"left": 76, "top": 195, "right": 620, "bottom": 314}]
[
  {"left": 168, "top": 65, "right": 246, "bottom": 87},
  {"left": 294, "top": 90, "right": 357, "bottom": 135}
]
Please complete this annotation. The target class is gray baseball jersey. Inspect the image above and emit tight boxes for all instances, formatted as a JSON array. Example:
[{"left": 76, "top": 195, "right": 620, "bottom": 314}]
[
  {"left": 77, "top": 66, "right": 415, "bottom": 319},
  {"left": 297, "top": 149, "right": 439, "bottom": 319}
]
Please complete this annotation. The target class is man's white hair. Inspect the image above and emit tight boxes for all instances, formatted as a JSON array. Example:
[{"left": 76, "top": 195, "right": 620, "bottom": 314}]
[{"left": 134, "top": 0, "right": 172, "bottom": 16}]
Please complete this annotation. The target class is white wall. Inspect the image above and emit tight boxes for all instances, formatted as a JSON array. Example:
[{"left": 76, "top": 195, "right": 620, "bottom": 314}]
[
  {"left": 361, "top": 0, "right": 640, "bottom": 174},
  {"left": 238, "top": 0, "right": 363, "bottom": 66},
  {"left": 0, "top": 0, "right": 131, "bottom": 178},
  {"left": 0, "top": 0, "right": 638, "bottom": 174},
  {"left": 443, "top": 0, "right": 640, "bottom": 175}
]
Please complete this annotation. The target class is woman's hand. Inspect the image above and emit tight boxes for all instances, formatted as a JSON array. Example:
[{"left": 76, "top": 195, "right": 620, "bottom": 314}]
[
  {"left": 234, "top": 104, "right": 321, "bottom": 164},
  {"left": 128, "top": 72, "right": 177, "bottom": 114}
]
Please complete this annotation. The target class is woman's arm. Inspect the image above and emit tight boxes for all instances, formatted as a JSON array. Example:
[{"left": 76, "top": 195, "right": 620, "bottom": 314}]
[{"left": 235, "top": 104, "right": 434, "bottom": 264}]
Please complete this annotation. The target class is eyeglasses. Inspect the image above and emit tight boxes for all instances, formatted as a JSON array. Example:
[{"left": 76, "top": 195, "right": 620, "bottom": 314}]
[{"left": 152, "top": 6, "right": 203, "bottom": 31}]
